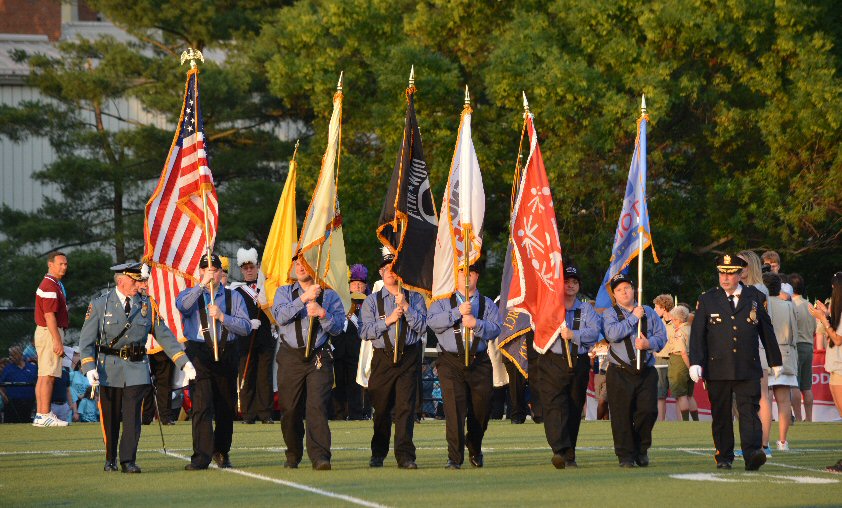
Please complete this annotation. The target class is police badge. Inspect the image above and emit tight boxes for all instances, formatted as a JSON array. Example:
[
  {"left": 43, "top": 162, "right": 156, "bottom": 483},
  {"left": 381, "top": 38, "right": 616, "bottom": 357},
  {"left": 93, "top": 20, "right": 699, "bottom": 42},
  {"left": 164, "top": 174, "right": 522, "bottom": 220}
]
[
  {"left": 141, "top": 301, "right": 148, "bottom": 317},
  {"left": 749, "top": 300, "right": 757, "bottom": 323}
]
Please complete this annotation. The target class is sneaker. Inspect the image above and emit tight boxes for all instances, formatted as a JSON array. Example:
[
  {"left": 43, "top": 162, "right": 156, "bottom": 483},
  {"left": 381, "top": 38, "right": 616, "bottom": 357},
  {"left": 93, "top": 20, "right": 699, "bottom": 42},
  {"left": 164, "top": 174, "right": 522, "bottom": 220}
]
[
  {"left": 763, "top": 446, "right": 773, "bottom": 458},
  {"left": 32, "top": 412, "right": 69, "bottom": 427},
  {"left": 776, "top": 440, "right": 789, "bottom": 451},
  {"left": 824, "top": 460, "right": 842, "bottom": 474}
]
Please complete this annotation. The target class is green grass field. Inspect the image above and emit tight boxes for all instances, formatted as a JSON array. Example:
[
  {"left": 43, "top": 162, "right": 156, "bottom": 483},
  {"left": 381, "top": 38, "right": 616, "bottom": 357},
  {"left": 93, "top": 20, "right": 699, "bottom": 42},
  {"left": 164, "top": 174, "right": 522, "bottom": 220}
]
[{"left": 1, "top": 418, "right": 840, "bottom": 507}]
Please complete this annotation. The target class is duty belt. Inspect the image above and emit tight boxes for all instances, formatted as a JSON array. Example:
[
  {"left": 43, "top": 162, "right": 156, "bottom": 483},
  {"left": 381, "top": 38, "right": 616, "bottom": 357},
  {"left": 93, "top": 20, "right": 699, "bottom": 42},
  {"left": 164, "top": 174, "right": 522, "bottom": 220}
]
[{"left": 97, "top": 343, "right": 146, "bottom": 362}]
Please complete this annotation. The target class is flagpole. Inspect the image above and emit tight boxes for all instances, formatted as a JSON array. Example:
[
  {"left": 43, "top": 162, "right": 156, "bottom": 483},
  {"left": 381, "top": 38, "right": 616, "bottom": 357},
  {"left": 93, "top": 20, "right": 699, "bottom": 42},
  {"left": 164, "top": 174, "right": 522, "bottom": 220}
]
[
  {"left": 462, "top": 85, "right": 473, "bottom": 368},
  {"left": 394, "top": 66, "right": 414, "bottom": 364},
  {"left": 636, "top": 94, "right": 647, "bottom": 370},
  {"left": 182, "top": 48, "right": 219, "bottom": 362}
]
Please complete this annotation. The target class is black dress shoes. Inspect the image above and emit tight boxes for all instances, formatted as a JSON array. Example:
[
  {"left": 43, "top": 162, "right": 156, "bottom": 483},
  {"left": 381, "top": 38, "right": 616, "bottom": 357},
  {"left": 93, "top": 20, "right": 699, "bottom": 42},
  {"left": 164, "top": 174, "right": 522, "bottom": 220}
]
[
  {"left": 213, "top": 452, "right": 232, "bottom": 469},
  {"left": 184, "top": 463, "right": 208, "bottom": 471},
  {"left": 469, "top": 454, "right": 484, "bottom": 468},
  {"left": 635, "top": 454, "right": 649, "bottom": 467},
  {"left": 551, "top": 454, "right": 566, "bottom": 469},
  {"left": 283, "top": 460, "right": 299, "bottom": 469},
  {"left": 104, "top": 460, "right": 118, "bottom": 472},
  {"left": 261, "top": 418, "right": 274, "bottom": 424},
  {"left": 745, "top": 449, "right": 767, "bottom": 471},
  {"left": 121, "top": 462, "right": 142, "bottom": 474},
  {"left": 619, "top": 461, "right": 635, "bottom": 468},
  {"left": 565, "top": 460, "right": 578, "bottom": 468},
  {"left": 717, "top": 461, "right": 733, "bottom": 470},
  {"left": 369, "top": 456, "right": 384, "bottom": 468},
  {"left": 398, "top": 461, "right": 418, "bottom": 469},
  {"left": 445, "top": 460, "right": 461, "bottom": 470},
  {"left": 312, "top": 460, "right": 332, "bottom": 471}
]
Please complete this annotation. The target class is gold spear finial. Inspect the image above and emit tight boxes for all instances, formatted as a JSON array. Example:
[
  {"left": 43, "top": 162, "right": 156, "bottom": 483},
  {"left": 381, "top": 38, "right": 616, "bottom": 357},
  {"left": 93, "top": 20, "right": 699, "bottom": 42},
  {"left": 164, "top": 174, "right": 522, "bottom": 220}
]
[
  {"left": 641, "top": 93, "right": 647, "bottom": 115},
  {"left": 523, "top": 91, "right": 530, "bottom": 118},
  {"left": 179, "top": 48, "right": 205, "bottom": 69},
  {"left": 464, "top": 85, "right": 470, "bottom": 106},
  {"left": 291, "top": 139, "right": 300, "bottom": 162},
  {"left": 409, "top": 65, "right": 415, "bottom": 88},
  {"left": 337, "top": 71, "right": 344, "bottom": 92}
]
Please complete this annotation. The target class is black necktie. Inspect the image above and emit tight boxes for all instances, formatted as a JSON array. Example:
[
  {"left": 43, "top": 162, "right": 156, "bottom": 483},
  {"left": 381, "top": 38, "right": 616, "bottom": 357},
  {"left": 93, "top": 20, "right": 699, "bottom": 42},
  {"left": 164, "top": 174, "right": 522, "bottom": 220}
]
[
  {"left": 124, "top": 297, "right": 131, "bottom": 317},
  {"left": 727, "top": 295, "right": 735, "bottom": 311}
]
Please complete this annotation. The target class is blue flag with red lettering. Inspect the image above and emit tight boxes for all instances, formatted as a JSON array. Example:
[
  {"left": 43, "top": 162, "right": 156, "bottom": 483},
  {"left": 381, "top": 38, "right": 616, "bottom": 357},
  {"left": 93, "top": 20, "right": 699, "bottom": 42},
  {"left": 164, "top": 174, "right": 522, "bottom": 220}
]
[{"left": 595, "top": 113, "right": 657, "bottom": 309}]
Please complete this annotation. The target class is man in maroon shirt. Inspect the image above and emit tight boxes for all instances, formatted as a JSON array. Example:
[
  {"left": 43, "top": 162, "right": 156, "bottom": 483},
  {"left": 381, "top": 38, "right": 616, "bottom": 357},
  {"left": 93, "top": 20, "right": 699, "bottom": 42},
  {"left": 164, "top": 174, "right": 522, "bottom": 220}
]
[{"left": 32, "top": 251, "right": 70, "bottom": 427}]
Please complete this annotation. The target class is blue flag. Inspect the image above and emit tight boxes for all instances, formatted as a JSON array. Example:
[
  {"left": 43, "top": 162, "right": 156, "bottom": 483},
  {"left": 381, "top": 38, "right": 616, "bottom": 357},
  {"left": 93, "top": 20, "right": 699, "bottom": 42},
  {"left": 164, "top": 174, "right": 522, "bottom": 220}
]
[
  {"left": 595, "top": 113, "right": 657, "bottom": 309},
  {"left": 497, "top": 238, "right": 532, "bottom": 377}
]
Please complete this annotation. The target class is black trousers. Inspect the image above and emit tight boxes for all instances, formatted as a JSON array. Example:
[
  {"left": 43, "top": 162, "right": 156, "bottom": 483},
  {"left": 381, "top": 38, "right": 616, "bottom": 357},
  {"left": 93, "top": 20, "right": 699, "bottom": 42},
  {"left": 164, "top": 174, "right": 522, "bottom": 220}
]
[
  {"left": 239, "top": 336, "right": 275, "bottom": 421},
  {"left": 708, "top": 378, "right": 762, "bottom": 463},
  {"left": 368, "top": 342, "right": 420, "bottom": 463},
  {"left": 606, "top": 364, "right": 658, "bottom": 462},
  {"left": 185, "top": 341, "right": 238, "bottom": 467},
  {"left": 504, "top": 357, "right": 528, "bottom": 421},
  {"left": 5, "top": 398, "right": 34, "bottom": 423},
  {"left": 277, "top": 343, "right": 333, "bottom": 465},
  {"left": 99, "top": 384, "right": 151, "bottom": 464},
  {"left": 568, "top": 353, "right": 591, "bottom": 452},
  {"left": 535, "top": 351, "right": 575, "bottom": 459},
  {"left": 142, "top": 350, "right": 176, "bottom": 424},
  {"left": 437, "top": 351, "right": 493, "bottom": 464},
  {"left": 331, "top": 338, "right": 363, "bottom": 420}
]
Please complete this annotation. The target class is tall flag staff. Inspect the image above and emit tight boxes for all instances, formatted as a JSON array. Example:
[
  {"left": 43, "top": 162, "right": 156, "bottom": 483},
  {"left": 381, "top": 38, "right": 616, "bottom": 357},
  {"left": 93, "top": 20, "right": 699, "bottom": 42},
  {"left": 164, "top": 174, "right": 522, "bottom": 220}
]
[
  {"left": 297, "top": 72, "right": 351, "bottom": 359},
  {"left": 593, "top": 94, "right": 658, "bottom": 369},
  {"left": 144, "top": 47, "right": 221, "bottom": 361},
  {"left": 460, "top": 86, "right": 474, "bottom": 367}
]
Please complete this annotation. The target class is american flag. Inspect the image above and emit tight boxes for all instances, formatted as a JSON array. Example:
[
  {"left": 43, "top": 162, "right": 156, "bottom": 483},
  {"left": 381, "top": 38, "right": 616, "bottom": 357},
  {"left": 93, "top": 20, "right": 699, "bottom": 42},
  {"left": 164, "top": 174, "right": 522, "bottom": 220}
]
[{"left": 143, "top": 67, "right": 218, "bottom": 340}]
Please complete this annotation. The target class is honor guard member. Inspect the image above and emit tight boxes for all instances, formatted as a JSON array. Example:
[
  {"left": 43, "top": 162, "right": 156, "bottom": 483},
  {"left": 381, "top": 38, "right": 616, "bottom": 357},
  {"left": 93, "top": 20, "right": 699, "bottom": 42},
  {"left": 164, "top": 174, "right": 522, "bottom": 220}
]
[
  {"left": 79, "top": 262, "right": 196, "bottom": 473},
  {"left": 272, "top": 250, "right": 345, "bottom": 470},
  {"left": 427, "top": 259, "right": 500, "bottom": 469},
  {"left": 689, "top": 254, "right": 782, "bottom": 471},
  {"left": 602, "top": 273, "right": 667, "bottom": 468},
  {"left": 176, "top": 253, "right": 251, "bottom": 470},
  {"left": 141, "top": 279, "right": 178, "bottom": 426},
  {"left": 232, "top": 248, "right": 275, "bottom": 424},
  {"left": 359, "top": 250, "right": 428, "bottom": 469},
  {"left": 331, "top": 264, "right": 369, "bottom": 420},
  {"left": 536, "top": 266, "right": 602, "bottom": 469}
]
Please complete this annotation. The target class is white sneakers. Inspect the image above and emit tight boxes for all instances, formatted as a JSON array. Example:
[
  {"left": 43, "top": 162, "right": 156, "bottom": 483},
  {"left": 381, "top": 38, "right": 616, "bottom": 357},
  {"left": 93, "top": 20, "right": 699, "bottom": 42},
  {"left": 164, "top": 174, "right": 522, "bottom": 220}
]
[
  {"left": 776, "top": 440, "right": 789, "bottom": 451},
  {"left": 32, "top": 412, "right": 69, "bottom": 427}
]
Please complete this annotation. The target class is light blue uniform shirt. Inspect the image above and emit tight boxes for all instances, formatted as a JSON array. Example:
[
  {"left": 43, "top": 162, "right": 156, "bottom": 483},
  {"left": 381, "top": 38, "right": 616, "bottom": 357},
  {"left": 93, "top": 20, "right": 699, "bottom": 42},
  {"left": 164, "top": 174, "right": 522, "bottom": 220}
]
[
  {"left": 427, "top": 291, "right": 501, "bottom": 353},
  {"left": 359, "top": 287, "right": 427, "bottom": 348},
  {"left": 547, "top": 299, "right": 603, "bottom": 355},
  {"left": 176, "top": 284, "right": 251, "bottom": 342},
  {"left": 602, "top": 303, "right": 667, "bottom": 367},
  {"left": 272, "top": 282, "right": 345, "bottom": 349}
]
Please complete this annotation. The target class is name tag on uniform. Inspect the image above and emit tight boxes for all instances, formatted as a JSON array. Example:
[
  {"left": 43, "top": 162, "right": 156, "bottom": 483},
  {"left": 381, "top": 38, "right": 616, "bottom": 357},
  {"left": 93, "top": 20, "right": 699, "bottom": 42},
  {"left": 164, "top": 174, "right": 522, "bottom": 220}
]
[
  {"left": 104, "top": 313, "right": 113, "bottom": 317},
  {"left": 711, "top": 314, "right": 719, "bottom": 318}
]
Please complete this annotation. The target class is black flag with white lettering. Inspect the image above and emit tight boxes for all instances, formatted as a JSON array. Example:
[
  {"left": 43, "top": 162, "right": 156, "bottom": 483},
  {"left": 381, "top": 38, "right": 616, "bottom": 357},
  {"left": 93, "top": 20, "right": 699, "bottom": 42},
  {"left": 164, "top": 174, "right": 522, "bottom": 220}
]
[{"left": 376, "top": 86, "right": 438, "bottom": 295}]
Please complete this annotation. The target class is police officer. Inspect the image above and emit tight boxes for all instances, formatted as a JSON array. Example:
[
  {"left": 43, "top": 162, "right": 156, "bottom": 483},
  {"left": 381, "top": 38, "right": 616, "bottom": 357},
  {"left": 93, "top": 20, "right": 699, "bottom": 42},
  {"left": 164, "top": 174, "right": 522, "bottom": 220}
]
[
  {"left": 359, "top": 250, "right": 427, "bottom": 469},
  {"left": 232, "top": 247, "right": 275, "bottom": 425},
  {"left": 272, "top": 250, "right": 345, "bottom": 470},
  {"left": 177, "top": 254, "right": 251, "bottom": 471},
  {"left": 536, "top": 266, "right": 602, "bottom": 469},
  {"left": 79, "top": 262, "right": 196, "bottom": 473},
  {"left": 689, "top": 254, "right": 782, "bottom": 471},
  {"left": 428, "top": 260, "right": 501, "bottom": 469},
  {"left": 602, "top": 273, "right": 667, "bottom": 468}
]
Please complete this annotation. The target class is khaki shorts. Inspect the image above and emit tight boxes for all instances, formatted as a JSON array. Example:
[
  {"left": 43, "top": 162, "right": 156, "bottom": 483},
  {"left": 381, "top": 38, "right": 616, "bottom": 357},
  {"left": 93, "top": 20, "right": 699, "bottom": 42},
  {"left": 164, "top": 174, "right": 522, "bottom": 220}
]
[
  {"left": 831, "top": 372, "right": 842, "bottom": 387},
  {"left": 34, "top": 326, "right": 63, "bottom": 377}
]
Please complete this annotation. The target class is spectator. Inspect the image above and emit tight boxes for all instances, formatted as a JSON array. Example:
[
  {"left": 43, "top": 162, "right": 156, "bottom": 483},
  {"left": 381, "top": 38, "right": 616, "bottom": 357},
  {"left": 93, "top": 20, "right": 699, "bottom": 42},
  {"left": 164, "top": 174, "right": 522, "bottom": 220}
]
[
  {"left": 763, "top": 272, "right": 798, "bottom": 451},
  {"left": 663, "top": 305, "right": 696, "bottom": 420},
  {"left": 809, "top": 273, "right": 842, "bottom": 418},
  {"left": 738, "top": 250, "right": 774, "bottom": 456},
  {"left": 0, "top": 345, "right": 38, "bottom": 423},
  {"left": 33, "top": 251, "right": 70, "bottom": 427},
  {"left": 652, "top": 294, "right": 674, "bottom": 421},
  {"left": 761, "top": 251, "right": 781, "bottom": 274},
  {"left": 789, "top": 274, "right": 816, "bottom": 422},
  {"left": 50, "top": 363, "right": 77, "bottom": 423},
  {"left": 77, "top": 386, "right": 100, "bottom": 423}
]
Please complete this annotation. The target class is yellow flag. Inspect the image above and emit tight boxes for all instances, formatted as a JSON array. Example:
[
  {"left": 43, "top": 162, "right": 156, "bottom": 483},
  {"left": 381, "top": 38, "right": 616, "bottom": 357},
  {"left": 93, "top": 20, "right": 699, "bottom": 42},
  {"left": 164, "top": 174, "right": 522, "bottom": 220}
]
[{"left": 261, "top": 156, "right": 298, "bottom": 315}]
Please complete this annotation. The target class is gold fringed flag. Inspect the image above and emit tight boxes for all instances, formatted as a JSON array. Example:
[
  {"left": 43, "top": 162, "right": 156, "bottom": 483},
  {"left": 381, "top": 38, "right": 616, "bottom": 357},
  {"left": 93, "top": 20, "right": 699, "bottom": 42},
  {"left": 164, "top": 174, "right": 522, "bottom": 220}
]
[{"left": 261, "top": 144, "right": 299, "bottom": 315}]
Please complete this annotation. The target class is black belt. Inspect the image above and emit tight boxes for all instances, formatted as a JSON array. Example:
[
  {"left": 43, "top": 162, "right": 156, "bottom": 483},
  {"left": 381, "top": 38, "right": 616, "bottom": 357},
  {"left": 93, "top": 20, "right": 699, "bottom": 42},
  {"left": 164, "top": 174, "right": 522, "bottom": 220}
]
[{"left": 97, "top": 344, "right": 146, "bottom": 362}]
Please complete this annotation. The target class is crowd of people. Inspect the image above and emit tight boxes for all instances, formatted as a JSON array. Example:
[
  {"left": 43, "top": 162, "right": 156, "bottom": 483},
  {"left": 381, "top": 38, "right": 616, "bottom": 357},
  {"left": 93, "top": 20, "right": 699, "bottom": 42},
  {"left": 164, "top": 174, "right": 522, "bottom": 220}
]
[{"left": 1, "top": 248, "right": 840, "bottom": 475}]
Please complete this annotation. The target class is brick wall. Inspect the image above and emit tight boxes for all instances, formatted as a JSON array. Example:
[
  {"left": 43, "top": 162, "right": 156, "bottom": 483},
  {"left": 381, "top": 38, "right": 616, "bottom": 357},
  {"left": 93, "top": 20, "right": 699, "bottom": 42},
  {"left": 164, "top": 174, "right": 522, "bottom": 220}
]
[{"left": 0, "top": 0, "right": 62, "bottom": 41}]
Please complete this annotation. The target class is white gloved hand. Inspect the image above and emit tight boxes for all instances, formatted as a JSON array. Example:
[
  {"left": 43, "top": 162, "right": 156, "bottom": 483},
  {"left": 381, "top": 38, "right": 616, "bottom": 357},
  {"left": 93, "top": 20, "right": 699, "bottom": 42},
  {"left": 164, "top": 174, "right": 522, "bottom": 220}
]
[
  {"left": 689, "top": 365, "right": 703, "bottom": 383},
  {"left": 250, "top": 319, "right": 261, "bottom": 331},
  {"left": 86, "top": 369, "right": 100, "bottom": 386},
  {"left": 772, "top": 366, "right": 783, "bottom": 378},
  {"left": 182, "top": 361, "right": 197, "bottom": 382}
]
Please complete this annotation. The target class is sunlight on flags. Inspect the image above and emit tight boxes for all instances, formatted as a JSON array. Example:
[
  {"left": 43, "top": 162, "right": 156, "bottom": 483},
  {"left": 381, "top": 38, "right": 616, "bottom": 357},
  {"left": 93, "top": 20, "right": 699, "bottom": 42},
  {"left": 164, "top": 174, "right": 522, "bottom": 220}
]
[
  {"left": 432, "top": 87, "right": 485, "bottom": 301},
  {"left": 594, "top": 101, "right": 657, "bottom": 310},
  {"left": 143, "top": 65, "right": 218, "bottom": 341},
  {"left": 376, "top": 68, "right": 438, "bottom": 296},
  {"left": 297, "top": 74, "right": 351, "bottom": 311}
]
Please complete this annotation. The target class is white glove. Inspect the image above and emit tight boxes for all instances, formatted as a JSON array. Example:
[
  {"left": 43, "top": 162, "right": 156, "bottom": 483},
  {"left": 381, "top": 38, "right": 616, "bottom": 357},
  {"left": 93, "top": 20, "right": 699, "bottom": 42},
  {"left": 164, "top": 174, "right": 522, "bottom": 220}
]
[
  {"left": 772, "top": 366, "right": 783, "bottom": 378},
  {"left": 182, "top": 361, "right": 197, "bottom": 382},
  {"left": 86, "top": 369, "right": 100, "bottom": 386},
  {"left": 250, "top": 319, "right": 261, "bottom": 331},
  {"left": 689, "top": 365, "right": 703, "bottom": 383}
]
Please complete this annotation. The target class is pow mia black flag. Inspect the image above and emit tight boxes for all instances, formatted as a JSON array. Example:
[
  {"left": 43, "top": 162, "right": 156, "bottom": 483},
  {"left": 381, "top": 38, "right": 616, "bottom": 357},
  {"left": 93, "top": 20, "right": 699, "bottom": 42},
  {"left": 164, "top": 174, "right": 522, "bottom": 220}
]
[{"left": 376, "top": 83, "right": 438, "bottom": 295}]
